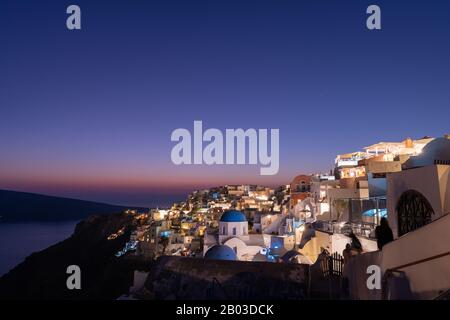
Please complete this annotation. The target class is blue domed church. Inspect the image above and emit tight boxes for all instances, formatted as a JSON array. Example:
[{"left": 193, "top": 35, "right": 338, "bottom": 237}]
[
  {"left": 218, "top": 210, "right": 249, "bottom": 242},
  {"left": 203, "top": 210, "right": 266, "bottom": 261}
]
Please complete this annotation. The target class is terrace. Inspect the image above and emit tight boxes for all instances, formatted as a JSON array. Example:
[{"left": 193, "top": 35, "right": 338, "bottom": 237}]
[{"left": 314, "top": 196, "right": 386, "bottom": 239}]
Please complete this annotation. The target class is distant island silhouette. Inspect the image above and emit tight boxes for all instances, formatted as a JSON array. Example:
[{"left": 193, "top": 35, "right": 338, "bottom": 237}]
[{"left": 0, "top": 189, "right": 147, "bottom": 222}]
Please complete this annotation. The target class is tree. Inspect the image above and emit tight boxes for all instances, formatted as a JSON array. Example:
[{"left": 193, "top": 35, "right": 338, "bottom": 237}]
[
  {"left": 332, "top": 199, "right": 348, "bottom": 221},
  {"left": 159, "top": 236, "right": 169, "bottom": 255}
]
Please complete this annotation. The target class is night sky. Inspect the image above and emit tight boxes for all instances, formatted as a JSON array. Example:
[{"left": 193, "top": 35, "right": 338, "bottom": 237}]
[{"left": 1, "top": 0, "right": 450, "bottom": 207}]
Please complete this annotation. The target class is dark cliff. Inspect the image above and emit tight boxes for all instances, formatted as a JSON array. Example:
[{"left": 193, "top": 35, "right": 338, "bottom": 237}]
[
  {"left": 0, "top": 189, "right": 146, "bottom": 222},
  {"left": 0, "top": 212, "right": 146, "bottom": 299}
]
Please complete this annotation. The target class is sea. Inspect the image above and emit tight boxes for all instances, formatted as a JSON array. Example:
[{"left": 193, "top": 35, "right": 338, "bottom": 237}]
[{"left": 0, "top": 220, "right": 78, "bottom": 276}]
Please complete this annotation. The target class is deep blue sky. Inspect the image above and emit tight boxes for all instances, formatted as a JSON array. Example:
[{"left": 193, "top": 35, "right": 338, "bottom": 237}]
[{"left": 1, "top": 0, "right": 449, "bottom": 207}]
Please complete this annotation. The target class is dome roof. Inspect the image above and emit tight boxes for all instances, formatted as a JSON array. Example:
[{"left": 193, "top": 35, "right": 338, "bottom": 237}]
[
  {"left": 405, "top": 136, "right": 450, "bottom": 169},
  {"left": 220, "top": 210, "right": 247, "bottom": 222},
  {"left": 204, "top": 245, "right": 237, "bottom": 261}
]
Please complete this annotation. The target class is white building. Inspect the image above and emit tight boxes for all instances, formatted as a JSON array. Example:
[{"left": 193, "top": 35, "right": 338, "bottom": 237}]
[
  {"left": 218, "top": 210, "right": 249, "bottom": 243},
  {"left": 204, "top": 210, "right": 270, "bottom": 262},
  {"left": 343, "top": 135, "right": 450, "bottom": 299},
  {"left": 387, "top": 136, "right": 450, "bottom": 238}
]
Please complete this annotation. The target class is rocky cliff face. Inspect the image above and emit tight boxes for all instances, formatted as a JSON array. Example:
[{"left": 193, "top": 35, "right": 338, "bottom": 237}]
[{"left": 0, "top": 213, "right": 138, "bottom": 299}]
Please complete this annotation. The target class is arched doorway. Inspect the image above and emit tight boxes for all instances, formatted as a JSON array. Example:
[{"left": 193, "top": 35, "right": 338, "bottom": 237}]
[{"left": 396, "top": 190, "right": 434, "bottom": 236}]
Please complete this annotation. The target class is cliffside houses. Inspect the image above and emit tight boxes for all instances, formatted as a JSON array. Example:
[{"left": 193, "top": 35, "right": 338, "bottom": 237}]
[{"left": 123, "top": 135, "right": 450, "bottom": 299}]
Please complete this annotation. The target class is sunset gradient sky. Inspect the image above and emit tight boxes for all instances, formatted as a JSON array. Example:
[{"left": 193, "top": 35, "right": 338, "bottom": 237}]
[{"left": 1, "top": 0, "right": 450, "bottom": 206}]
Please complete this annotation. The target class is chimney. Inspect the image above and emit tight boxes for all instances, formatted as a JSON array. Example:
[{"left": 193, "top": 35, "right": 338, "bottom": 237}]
[{"left": 404, "top": 137, "right": 413, "bottom": 148}]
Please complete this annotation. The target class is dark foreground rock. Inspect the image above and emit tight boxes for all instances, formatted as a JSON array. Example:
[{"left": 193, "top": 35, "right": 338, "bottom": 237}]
[
  {"left": 140, "top": 256, "right": 310, "bottom": 300},
  {"left": 0, "top": 213, "right": 146, "bottom": 300}
]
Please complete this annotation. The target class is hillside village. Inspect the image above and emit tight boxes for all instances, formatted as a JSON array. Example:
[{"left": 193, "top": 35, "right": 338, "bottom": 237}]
[{"left": 110, "top": 135, "right": 450, "bottom": 300}]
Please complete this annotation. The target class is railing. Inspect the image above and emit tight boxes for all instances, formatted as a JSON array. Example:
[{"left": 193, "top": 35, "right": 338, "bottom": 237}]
[
  {"left": 434, "top": 288, "right": 450, "bottom": 300},
  {"left": 387, "top": 251, "right": 450, "bottom": 272},
  {"left": 313, "top": 220, "right": 377, "bottom": 239},
  {"left": 320, "top": 252, "right": 344, "bottom": 300},
  {"left": 321, "top": 252, "right": 344, "bottom": 277},
  {"left": 434, "top": 159, "right": 450, "bottom": 165},
  {"left": 382, "top": 251, "right": 450, "bottom": 299}
]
